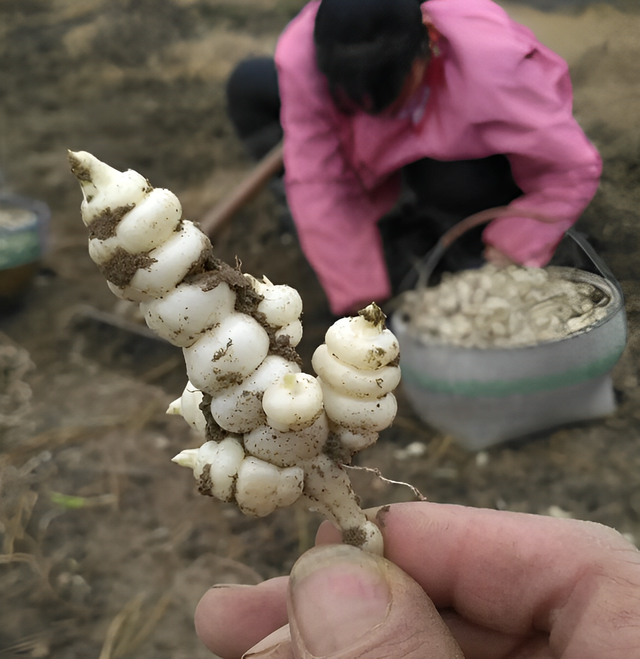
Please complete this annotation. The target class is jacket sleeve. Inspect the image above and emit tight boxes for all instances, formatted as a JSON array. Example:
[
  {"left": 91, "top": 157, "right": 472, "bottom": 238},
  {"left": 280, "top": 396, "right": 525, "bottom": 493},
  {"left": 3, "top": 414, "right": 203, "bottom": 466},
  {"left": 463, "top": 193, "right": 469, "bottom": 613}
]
[
  {"left": 274, "top": 11, "right": 399, "bottom": 316},
  {"left": 479, "top": 42, "right": 602, "bottom": 266}
]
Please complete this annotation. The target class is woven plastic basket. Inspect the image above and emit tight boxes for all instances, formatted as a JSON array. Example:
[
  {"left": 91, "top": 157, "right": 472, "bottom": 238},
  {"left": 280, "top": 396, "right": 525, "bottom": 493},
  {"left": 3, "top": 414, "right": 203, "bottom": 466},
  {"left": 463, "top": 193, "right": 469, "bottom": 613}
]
[{"left": 390, "top": 214, "right": 627, "bottom": 450}]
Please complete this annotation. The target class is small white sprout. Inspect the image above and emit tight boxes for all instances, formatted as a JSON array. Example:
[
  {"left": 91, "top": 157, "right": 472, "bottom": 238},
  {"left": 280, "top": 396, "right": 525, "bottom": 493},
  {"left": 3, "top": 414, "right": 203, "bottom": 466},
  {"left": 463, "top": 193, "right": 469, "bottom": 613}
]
[
  {"left": 167, "top": 381, "right": 206, "bottom": 435},
  {"left": 69, "top": 150, "right": 404, "bottom": 555}
]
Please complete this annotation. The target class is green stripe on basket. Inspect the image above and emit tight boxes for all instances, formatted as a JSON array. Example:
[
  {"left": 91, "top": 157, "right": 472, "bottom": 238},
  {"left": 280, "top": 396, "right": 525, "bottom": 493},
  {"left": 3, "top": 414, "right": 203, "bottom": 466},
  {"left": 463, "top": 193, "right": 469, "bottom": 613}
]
[
  {"left": 0, "top": 232, "right": 41, "bottom": 268},
  {"left": 401, "top": 348, "right": 625, "bottom": 398}
]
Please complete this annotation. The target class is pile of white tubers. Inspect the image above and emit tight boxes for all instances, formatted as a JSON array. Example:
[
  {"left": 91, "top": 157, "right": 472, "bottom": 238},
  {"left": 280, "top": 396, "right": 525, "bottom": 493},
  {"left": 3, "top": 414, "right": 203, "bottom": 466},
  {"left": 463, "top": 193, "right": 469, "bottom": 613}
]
[
  {"left": 400, "top": 264, "right": 611, "bottom": 348},
  {"left": 69, "top": 151, "right": 402, "bottom": 555}
]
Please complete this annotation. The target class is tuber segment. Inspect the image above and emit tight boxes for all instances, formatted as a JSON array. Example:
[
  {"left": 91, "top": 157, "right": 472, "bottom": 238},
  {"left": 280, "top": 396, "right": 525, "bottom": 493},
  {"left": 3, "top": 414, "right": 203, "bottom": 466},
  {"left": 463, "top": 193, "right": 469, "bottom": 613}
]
[{"left": 69, "top": 150, "right": 403, "bottom": 554}]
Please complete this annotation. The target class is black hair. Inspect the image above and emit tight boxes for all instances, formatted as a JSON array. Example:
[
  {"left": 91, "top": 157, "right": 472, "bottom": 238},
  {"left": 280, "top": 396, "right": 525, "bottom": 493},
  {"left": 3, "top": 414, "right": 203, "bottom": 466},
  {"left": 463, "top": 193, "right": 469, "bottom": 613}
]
[{"left": 314, "top": 0, "right": 430, "bottom": 115}]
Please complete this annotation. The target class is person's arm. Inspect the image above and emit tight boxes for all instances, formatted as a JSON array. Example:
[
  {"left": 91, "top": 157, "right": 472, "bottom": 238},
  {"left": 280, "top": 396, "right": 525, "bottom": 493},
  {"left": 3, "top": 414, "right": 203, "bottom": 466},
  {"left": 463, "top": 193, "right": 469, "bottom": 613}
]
[
  {"left": 479, "top": 30, "right": 602, "bottom": 266},
  {"left": 424, "top": 0, "right": 602, "bottom": 268},
  {"left": 275, "top": 7, "right": 399, "bottom": 316}
]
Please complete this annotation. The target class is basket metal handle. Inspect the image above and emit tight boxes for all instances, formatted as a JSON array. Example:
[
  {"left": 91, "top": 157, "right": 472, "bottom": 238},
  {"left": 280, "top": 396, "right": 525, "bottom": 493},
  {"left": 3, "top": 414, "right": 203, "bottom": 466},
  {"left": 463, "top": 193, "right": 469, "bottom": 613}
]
[
  {"left": 410, "top": 206, "right": 562, "bottom": 290},
  {"left": 398, "top": 205, "right": 616, "bottom": 287},
  {"left": 387, "top": 206, "right": 622, "bottom": 315}
]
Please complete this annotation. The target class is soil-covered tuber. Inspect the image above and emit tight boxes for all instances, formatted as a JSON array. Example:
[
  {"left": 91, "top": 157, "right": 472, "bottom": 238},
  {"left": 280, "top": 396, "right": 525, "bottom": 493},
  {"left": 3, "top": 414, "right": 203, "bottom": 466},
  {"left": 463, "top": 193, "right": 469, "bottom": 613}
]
[{"left": 69, "top": 150, "right": 403, "bottom": 554}]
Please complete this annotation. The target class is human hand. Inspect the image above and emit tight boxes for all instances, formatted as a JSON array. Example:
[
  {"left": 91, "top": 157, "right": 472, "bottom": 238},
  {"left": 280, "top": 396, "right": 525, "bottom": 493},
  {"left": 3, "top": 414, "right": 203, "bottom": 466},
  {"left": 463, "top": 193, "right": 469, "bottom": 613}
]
[
  {"left": 483, "top": 245, "right": 516, "bottom": 268},
  {"left": 195, "top": 502, "right": 640, "bottom": 658}
]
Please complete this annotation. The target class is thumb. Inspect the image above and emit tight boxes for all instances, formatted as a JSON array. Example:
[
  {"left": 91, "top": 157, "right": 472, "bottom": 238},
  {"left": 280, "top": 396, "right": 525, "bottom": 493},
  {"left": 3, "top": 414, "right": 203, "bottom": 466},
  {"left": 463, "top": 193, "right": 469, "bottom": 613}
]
[{"left": 287, "top": 544, "right": 463, "bottom": 659}]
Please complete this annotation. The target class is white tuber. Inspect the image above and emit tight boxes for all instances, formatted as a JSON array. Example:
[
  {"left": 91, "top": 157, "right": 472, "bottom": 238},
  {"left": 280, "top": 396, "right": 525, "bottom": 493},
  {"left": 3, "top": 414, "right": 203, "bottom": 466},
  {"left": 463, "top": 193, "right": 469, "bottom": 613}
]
[
  {"left": 209, "top": 355, "right": 301, "bottom": 433},
  {"left": 107, "top": 280, "right": 152, "bottom": 304},
  {"left": 325, "top": 313, "right": 399, "bottom": 369},
  {"left": 167, "top": 381, "right": 206, "bottom": 435},
  {"left": 77, "top": 157, "right": 149, "bottom": 226},
  {"left": 88, "top": 235, "right": 119, "bottom": 265},
  {"left": 173, "top": 437, "right": 245, "bottom": 502},
  {"left": 141, "top": 281, "right": 236, "bottom": 348},
  {"left": 312, "top": 344, "right": 401, "bottom": 398},
  {"left": 206, "top": 437, "right": 246, "bottom": 502},
  {"left": 69, "top": 150, "right": 404, "bottom": 555},
  {"left": 243, "top": 414, "right": 328, "bottom": 467},
  {"left": 275, "top": 320, "right": 303, "bottom": 347},
  {"left": 262, "top": 373, "right": 324, "bottom": 432},
  {"left": 183, "top": 313, "right": 270, "bottom": 394},
  {"left": 331, "top": 427, "right": 379, "bottom": 453},
  {"left": 115, "top": 188, "right": 182, "bottom": 253},
  {"left": 128, "top": 220, "right": 211, "bottom": 297},
  {"left": 320, "top": 382, "right": 398, "bottom": 431},
  {"left": 315, "top": 304, "right": 400, "bottom": 442},
  {"left": 235, "top": 457, "right": 304, "bottom": 517}
]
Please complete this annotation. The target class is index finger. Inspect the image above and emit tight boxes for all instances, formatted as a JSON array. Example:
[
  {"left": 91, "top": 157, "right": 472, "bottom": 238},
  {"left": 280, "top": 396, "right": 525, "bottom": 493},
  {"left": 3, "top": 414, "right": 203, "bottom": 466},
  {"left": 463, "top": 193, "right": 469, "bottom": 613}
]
[{"left": 317, "top": 502, "right": 640, "bottom": 657}]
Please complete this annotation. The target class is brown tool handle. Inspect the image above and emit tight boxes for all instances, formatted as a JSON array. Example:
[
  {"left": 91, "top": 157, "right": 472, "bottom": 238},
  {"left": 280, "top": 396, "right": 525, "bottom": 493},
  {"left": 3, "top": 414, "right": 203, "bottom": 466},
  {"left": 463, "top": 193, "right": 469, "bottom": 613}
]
[{"left": 200, "top": 141, "right": 284, "bottom": 240}]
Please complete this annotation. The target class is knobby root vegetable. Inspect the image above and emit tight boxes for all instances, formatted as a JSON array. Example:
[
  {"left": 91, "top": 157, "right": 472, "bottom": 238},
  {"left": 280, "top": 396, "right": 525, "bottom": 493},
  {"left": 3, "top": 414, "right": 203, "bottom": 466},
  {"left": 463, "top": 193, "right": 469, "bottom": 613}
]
[{"left": 69, "top": 150, "right": 403, "bottom": 555}]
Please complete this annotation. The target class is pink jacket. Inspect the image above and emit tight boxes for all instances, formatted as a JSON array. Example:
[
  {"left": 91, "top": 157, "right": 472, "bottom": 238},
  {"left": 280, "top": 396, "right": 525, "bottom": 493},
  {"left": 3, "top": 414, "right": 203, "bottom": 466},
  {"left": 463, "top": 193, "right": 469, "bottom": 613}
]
[{"left": 275, "top": 0, "right": 602, "bottom": 315}]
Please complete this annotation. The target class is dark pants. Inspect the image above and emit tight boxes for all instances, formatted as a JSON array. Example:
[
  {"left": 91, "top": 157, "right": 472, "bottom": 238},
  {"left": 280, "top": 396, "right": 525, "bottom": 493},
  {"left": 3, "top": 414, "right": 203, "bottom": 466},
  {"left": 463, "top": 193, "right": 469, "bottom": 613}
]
[
  {"left": 226, "top": 58, "right": 522, "bottom": 292},
  {"left": 382, "top": 156, "right": 522, "bottom": 290},
  {"left": 226, "top": 57, "right": 283, "bottom": 161}
]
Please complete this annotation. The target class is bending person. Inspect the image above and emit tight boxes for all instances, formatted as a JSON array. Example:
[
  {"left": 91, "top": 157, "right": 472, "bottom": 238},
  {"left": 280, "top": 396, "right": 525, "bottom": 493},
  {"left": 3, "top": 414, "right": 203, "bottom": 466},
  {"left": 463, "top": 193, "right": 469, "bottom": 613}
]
[{"left": 227, "top": 0, "right": 601, "bottom": 315}]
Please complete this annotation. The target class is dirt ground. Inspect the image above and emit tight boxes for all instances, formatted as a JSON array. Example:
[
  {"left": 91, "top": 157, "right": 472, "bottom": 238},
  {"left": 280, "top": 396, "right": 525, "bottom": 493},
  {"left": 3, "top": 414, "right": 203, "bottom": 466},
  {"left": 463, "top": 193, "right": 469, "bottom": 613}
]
[{"left": 1, "top": 1, "right": 639, "bottom": 657}]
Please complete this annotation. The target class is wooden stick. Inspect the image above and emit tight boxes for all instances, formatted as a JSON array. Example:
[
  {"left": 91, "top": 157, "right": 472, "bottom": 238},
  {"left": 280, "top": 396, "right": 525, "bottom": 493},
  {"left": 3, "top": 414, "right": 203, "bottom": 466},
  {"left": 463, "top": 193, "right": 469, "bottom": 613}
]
[{"left": 200, "top": 141, "right": 284, "bottom": 240}]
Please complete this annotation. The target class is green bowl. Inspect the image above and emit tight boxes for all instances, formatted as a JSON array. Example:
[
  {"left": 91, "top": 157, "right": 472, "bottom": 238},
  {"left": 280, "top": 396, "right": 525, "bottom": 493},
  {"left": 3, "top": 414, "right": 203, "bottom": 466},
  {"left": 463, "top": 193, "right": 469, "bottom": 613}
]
[{"left": 0, "top": 194, "right": 50, "bottom": 310}]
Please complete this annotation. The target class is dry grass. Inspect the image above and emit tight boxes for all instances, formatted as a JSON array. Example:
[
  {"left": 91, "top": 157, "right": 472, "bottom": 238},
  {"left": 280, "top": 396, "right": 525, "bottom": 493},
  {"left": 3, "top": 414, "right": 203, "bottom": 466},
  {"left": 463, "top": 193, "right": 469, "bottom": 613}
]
[{"left": 99, "top": 593, "right": 172, "bottom": 659}]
